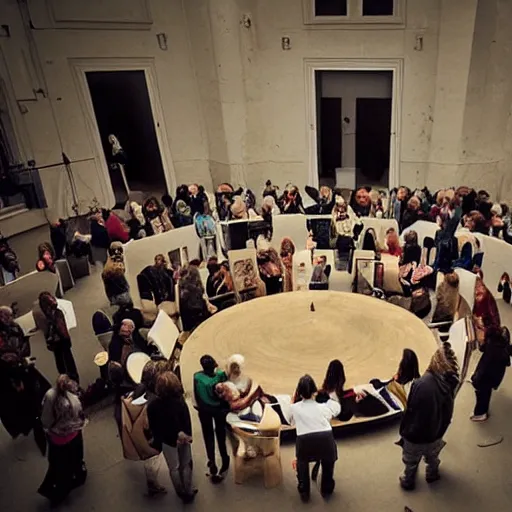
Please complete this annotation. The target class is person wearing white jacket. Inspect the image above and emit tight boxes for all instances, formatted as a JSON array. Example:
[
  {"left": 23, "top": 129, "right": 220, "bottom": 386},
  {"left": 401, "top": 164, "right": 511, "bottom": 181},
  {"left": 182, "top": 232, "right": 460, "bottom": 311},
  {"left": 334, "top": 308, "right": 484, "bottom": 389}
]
[{"left": 290, "top": 374, "right": 340, "bottom": 502}]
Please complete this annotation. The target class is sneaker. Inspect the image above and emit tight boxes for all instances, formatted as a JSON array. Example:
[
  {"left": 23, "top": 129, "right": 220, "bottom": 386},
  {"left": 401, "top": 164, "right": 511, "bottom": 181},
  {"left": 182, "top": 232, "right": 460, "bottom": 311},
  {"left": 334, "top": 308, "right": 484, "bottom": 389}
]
[
  {"left": 399, "top": 476, "right": 415, "bottom": 491},
  {"left": 470, "top": 413, "right": 489, "bottom": 422},
  {"left": 426, "top": 473, "right": 441, "bottom": 484}
]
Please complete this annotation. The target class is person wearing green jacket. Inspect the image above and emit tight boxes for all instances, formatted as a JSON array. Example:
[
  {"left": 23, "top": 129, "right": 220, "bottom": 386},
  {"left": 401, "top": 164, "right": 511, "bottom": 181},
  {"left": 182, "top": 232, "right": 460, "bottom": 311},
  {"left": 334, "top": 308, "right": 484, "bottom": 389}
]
[{"left": 193, "top": 355, "right": 230, "bottom": 481}]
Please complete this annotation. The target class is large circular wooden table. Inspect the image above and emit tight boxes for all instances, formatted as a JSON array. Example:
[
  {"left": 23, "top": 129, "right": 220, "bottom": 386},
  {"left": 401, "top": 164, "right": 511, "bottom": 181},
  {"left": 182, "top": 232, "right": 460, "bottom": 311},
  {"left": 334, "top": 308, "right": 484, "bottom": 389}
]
[{"left": 181, "top": 291, "right": 437, "bottom": 398}]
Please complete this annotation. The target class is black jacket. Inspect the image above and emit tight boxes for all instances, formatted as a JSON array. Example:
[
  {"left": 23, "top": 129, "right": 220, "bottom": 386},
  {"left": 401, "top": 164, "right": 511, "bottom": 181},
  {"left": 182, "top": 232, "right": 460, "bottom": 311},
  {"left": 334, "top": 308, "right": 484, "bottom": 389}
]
[
  {"left": 401, "top": 244, "right": 422, "bottom": 266},
  {"left": 472, "top": 343, "right": 510, "bottom": 391},
  {"left": 147, "top": 396, "right": 192, "bottom": 449},
  {"left": 103, "top": 274, "right": 129, "bottom": 302},
  {"left": 137, "top": 266, "right": 175, "bottom": 305},
  {"left": 400, "top": 372, "right": 455, "bottom": 444},
  {"left": 90, "top": 220, "right": 111, "bottom": 249},
  {"left": 179, "top": 289, "right": 210, "bottom": 332}
]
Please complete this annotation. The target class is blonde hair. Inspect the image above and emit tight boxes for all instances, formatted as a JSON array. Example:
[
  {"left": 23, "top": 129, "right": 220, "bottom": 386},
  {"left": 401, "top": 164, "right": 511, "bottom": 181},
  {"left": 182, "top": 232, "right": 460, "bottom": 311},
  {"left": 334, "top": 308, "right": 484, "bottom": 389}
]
[
  {"left": 102, "top": 258, "right": 125, "bottom": 279},
  {"left": 427, "top": 342, "right": 459, "bottom": 385}
]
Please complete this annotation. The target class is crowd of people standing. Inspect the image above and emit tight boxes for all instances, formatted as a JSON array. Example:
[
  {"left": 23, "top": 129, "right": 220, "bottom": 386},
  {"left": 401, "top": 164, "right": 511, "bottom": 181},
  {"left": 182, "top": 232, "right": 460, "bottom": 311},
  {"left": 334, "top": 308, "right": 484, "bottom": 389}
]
[{"left": 1, "top": 179, "right": 512, "bottom": 507}]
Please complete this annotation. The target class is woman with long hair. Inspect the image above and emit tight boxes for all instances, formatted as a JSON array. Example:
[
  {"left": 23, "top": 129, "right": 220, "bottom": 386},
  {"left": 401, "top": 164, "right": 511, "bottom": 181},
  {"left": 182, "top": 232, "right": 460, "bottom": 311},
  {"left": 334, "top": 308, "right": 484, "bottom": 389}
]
[
  {"left": 395, "top": 349, "right": 420, "bottom": 387},
  {"left": 320, "top": 359, "right": 346, "bottom": 403},
  {"left": 432, "top": 272, "right": 460, "bottom": 341},
  {"left": 38, "top": 292, "right": 80, "bottom": 383},
  {"left": 0, "top": 306, "right": 50, "bottom": 446},
  {"left": 398, "top": 343, "right": 458, "bottom": 490},
  {"left": 39, "top": 374, "right": 86, "bottom": 504},
  {"left": 290, "top": 374, "right": 340, "bottom": 502},
  {"left": 147, "top": 371, "right": 196, "bottom": 503},
  {"left": 316, "top": 359, "right": 353, "bottom": 418},
  {"left": 470, "top": 326, "right": 511, "bottom": 422},
  {"left": 179, "top": 265, "right": 216, "bottom": 332}
]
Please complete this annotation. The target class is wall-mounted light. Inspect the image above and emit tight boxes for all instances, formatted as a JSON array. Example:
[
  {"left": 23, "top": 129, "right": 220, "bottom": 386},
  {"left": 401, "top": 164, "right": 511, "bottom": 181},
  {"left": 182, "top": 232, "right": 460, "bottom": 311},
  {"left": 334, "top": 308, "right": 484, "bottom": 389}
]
[
  {"left": 414, "top": 34, "right": 423, "bottom": 51},
  {"left": 157, "top": 33, "right": 168, "bottom": 51},
  {"left": 281, "top": 36, "right": 291, "bottom": 51},
  {"left": 241, "top": 14, "right": 252, "bottom": 29}
]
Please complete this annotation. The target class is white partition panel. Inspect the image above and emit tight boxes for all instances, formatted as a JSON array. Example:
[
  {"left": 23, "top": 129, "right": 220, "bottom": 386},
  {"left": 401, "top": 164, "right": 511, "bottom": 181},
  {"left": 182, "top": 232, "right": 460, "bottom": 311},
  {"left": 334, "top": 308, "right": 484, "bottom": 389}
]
[
  {"left": 124, "top": 226, "right": 200, "bottom": 308},
  {"left": 271, "top": 215, "right": 309, "bottom": 252},
  {"left": 358, "top": 218, "right": 399, "bottom": 250},
  {"left": 454, "top": 268, "right": 477, "bottom": 311},
  {"left": 474, "top": 234, "right": 509, "bottom": 296},
  {"left": 401, "top": 220, "right": 440, "bottom": 246}
]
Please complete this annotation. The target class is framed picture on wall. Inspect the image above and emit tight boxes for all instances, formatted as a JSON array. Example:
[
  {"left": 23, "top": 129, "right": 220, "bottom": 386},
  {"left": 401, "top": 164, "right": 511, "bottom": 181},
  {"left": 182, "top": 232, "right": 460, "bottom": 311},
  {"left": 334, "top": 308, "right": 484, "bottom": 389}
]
[
  {"left": 181, "top": 246, "right": 189, "bottom": 266},
  {"left": 168, "top": 248, "right": 182, "bottom": 272}
]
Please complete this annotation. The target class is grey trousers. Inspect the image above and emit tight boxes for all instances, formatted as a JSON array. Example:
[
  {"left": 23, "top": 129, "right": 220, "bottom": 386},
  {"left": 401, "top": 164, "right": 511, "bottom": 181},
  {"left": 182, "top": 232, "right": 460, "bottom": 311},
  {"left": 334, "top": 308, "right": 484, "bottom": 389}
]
[
  {"left": 161, "top": 443, "right": 193, "bottom": 496},
  {"left": 401, "top": 438, "right": 446, "bottom": 484},
  {"left": 143, "top": 452, "right": 165, "bottom": 488}
]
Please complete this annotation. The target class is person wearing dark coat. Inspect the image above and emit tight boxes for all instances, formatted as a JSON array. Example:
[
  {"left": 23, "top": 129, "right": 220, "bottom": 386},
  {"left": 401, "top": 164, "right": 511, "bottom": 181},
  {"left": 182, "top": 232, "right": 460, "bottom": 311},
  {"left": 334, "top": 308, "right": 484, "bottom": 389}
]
[
  {"left": 112, "top": 303, "right": 144, "bottom": 331},
  {"left": 178, "top": 266, "right": 212, "bottom": 332},
  {"left": 148, "top": 371, "right": 196, "bottom": 503},
  {"left": 108, "top": 318, "right": 157, "bottom": 367},
  {"left": 398, "top": 342, "right": 458, "bottom": 491},
  {"left": 172, "top": 185, "right": 194, "bottom": 227},
  {"left": 349, "top": 187, "right": 372, "bottom": 217},
  {"left": 137, "top": 255, "right": 175, "bottom": 306},
  {"left": 90, "top": 214, "right": 111, "bottom": 249},
  {"left": 400, "top": 196, "right": 425, "bottom": 232},
  {"left": 39, "top": 292, "right": 80, "bottom": 384},
  {"left": 470, "top": 326, "right": 511, "bottom": 422},
  {"left": 401, "top": 231, "right": 422, "bottom": 266},
  {"left": 433, "top": 212, "right": 460, "bottom": 274},
  {"left": 278, "top": 185, "right": 305, "bottom": 214},
  {"left": 0, "top": 306, "right": 50, "bottom": 447},
  {"left": 50, "top": 219, "right": 67, "bottom": 260},
  {"left": 304, "top": 185, "right": 336, "bottom": 215}
]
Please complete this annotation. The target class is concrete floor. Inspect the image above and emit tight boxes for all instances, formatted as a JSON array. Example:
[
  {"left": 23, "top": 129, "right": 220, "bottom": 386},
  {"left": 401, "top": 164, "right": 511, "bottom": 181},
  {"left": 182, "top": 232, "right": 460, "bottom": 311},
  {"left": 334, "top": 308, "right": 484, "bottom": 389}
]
[{"left": 1, "top": 266, "right": 512, "bottom": 512}]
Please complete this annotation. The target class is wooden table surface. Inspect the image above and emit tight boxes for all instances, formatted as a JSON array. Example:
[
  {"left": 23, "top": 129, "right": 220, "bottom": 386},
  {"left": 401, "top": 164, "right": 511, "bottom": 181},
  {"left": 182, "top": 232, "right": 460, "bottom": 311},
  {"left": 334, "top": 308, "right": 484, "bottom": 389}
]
[{"left": 181, "top": 291, "right": 437, "bottom": 396}]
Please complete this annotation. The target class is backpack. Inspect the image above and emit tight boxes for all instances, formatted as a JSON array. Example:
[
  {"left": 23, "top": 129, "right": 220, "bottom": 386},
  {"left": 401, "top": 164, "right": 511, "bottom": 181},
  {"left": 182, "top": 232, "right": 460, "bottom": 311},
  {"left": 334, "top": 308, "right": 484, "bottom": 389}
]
[
  {"left": 194, "top": 214, "right": 216, "bottom": 239},
  {"left": 120, "top": 395, "right": 159, "bottom": 461}
]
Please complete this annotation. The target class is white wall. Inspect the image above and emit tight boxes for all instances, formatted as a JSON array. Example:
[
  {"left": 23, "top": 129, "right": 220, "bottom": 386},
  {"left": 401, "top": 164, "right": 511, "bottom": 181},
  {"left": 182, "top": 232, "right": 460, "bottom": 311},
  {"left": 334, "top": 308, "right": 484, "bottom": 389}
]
[
  {"left": 321, "top": 71, "right": 392, "bottom": 99},
  {"left": 2, "top": 0, "right": 512, "bottom": 224},
  {"left": 0, "top": 0, "right": 211, "bottom": 219},
  {"left": 459, "top": 0, "right": 512, "bottom": 202},
  {"left": 224, "top": 0, "right": 443, "bottom": 193}
]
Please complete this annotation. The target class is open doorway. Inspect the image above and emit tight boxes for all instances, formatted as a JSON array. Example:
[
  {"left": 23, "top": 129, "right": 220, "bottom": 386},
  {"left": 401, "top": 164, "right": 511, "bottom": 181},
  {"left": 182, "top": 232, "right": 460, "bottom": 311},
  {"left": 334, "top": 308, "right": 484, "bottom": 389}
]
[
  {"left": 315, "top": 70, "right": 393, "bottom": 190},
  {"left": 86, "top": 70, "right": 167, "bottom": 206}
]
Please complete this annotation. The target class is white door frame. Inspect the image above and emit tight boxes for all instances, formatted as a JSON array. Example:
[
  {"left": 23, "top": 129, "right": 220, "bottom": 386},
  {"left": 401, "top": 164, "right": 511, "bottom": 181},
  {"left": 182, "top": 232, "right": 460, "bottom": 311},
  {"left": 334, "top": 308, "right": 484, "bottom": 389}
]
[
  {"left": 305, "top": 58, "right": 403, "bottom": 190},
  {"left": 70, "top": 57, "right": 177, "bottom": 205}
]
